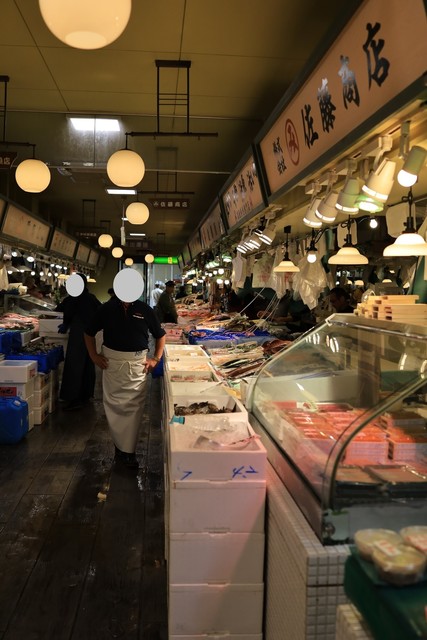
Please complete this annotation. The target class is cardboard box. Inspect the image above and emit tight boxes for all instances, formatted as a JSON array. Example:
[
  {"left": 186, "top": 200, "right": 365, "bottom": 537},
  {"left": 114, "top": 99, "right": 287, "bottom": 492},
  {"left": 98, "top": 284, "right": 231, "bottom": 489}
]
[
  {"left": 0, "top": 377, "right": 35, "bottom": 400},
  {"left": 168, "top": 422, "right": 266, "bottom": 482},
  {"left": 0, "top": 360, "right": 38, "bottom": 383},
  {"left": 168, "top": 532, "right": 265, "bottom": 584},
  {"left": 168, "top": 583, "right": 264, "bottom": 635},
  {"left": 168, "top": 480, "right": 266, "bottom": 533}
]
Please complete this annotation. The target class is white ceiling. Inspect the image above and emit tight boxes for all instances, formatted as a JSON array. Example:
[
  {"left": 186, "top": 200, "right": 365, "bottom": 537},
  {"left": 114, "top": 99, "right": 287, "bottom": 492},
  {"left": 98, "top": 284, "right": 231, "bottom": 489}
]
[{"left": 0, "top": 0, "right": 364, "bottom": 258}]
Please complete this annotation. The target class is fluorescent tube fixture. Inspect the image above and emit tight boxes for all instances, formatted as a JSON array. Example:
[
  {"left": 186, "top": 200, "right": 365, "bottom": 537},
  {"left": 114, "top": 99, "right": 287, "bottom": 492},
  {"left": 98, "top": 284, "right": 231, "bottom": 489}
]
[
  {"left": 106, "top": 188, "right": 137, "bottom": 195},
  {"left": 70, "top": 117, "right": 120, "bottom": 132},
  {"left": 129, "top": 233, "right": 146, "bottom": 237}
]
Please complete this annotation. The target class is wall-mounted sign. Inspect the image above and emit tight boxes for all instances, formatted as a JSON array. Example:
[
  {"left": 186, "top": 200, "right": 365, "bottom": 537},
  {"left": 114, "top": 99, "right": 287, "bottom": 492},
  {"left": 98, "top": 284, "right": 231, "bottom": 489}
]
[
  {"left": 220, "top": 153, "right": 266, "bottom": 232},
  {"left": 127, "top": 239, "right": 149, "bottom": 250},
  {"left": 199, "top": 200, "right": 225, "bottom": 250},
  {"left": 149, "top": 198, "right": 190, "bottom": 209},
  {"left": 182, "top": 245, "right": 191, "bottom": 265},
  {"left": 75, "top": 243, "right": 90, "bottom": 263},
  {"left": 258, "top": 0, "right": 427, "bottom": 197},
  {"left": 88, "top": 249, "right": 99, "bottom": 266},
  {"left": 49, "top": 229, "right": 77, "bottom": 258},
  {"left": 153, "top": 256, "right": 178, "bottom": 264},
  {"left": 0, "top": 152, "right": 17, "bottom": 169},
  {"left": 188, "top": 229, "right": 202, "bottom": 259},
  {"left": 1, "top": 204, "right": 51, "bottom": 248}
]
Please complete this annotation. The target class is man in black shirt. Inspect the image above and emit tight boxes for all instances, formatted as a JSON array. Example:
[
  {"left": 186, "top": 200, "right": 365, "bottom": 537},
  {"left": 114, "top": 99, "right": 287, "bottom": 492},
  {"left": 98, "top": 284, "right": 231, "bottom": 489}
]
[
  {"left": 328, "top": 287, "right": 354, "bottom": 313},
  {"left": 84, "top": 295, "right": 166, "bottom": 469}
]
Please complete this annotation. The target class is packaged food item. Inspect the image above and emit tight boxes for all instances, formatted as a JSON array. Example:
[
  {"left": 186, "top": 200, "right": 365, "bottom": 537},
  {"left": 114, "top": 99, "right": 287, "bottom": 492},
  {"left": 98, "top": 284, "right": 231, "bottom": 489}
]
[
  {"left": 372, "top": 543, "right": 426, "bottom": 586},
  {"left": 400, "top": 526, "right": 427, "bottom": 554},
  {"left": 354, "top": 528, "right": 403, "bottom": 561}
]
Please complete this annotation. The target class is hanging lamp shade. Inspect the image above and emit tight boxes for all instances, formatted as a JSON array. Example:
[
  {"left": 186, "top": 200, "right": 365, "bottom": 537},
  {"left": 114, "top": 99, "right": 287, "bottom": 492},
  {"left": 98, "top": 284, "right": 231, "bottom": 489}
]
[
  {"left": 15, "top": 158, "right": 51, "bottom": 193},
  {"left": 98, "top": 233, "right": 113, "bottom": 248},
  {"left": 144, "top": 253, "right": 154, "bottom": 263},
  {"left": 107, "top": 149, "right": 145, "bottom": 187},
  {"left": 383, "top": 232, "right": 427, "bottom": 257},
  {"left": 124, "top": 258, "right": 134, "bottom": 266},
  {"left": 328, "top": 246, "right": 368, "bottom": 265},
  {"left": 112, "top": 247, "right": 124, "bottom": 258},
  {"left": 273, "top": 258, "right": 300, "bottom": 273},
  {"left": 39, "top": 0, "right": 131, "bottom": 50},
  {"left": 126, "top": 201, "right": 149, "bottom": 225}
]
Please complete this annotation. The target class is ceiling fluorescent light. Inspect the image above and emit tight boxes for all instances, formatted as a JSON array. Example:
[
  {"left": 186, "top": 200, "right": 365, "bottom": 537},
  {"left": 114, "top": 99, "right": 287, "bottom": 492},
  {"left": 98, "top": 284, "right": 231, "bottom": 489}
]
[
  {"left": 106, "top": 188, "right": 137, "bottom": 195},
  {"left": 129, "top": 233, "right": 146, "bottom": 237},
  {"left": 70, "top": 117, "right": 120, "bottom": 132}
]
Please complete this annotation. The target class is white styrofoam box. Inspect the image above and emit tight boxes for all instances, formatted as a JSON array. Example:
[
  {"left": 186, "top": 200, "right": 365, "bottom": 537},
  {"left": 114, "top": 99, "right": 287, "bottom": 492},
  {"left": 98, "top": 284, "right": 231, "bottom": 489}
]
[
  {"left": 28, "top": 410, "right": 35, "bottom": 431},
  {"left": 169, "top": 480, "right": 266, "bottom": 533},
  {"left": 168, "top": 422, "right": 266, "bottom": 482},
  {"left": 164, "top": 380, "right": 226, "bottom": 420},
  {"left": 0, "top": 377, "right": 35, "bottom": 400},
  {"left": 0, "top": 360, "right": 38, "bottom": 383},
  {"left": 34, "top": 386, "right": 50, "bottom": 408},
  {"left": 169, "top": 583, "right": 264, "bottom": 636},
  {"left": 165, "top": 344, "right": 209, "bottom": 358},
  {"left": 169, "top": 635, "right": 262, "bottom": 640},
  {"left": 19, "top": 331, "right": 34, "bottom": 346},
  {"left": 34, "top": 372, "right": 51, "bottom": 391},
  {"left": 165, "top": 359, "right": 220, "bottom": 383},
  {"left": 168, "top": 532, "right": 265, "bottom": 584},
  {"left": 34, "top": 400, "right": 49, "bottom": 425},
  {"left": 26, "top": 394, "right": 34, "bottom": 412},
  {"left": 38, "top": 317, "right": 63, "bottom": 334},
  {"left": 48, "top": 393, "right": 56, "bottom": 414}
]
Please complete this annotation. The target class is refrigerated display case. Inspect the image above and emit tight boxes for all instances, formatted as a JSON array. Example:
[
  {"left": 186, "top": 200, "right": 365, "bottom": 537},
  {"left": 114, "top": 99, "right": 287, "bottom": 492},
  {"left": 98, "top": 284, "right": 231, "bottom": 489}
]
[{"left": 248, "top": 313, "right": 427, "bottom": 544}]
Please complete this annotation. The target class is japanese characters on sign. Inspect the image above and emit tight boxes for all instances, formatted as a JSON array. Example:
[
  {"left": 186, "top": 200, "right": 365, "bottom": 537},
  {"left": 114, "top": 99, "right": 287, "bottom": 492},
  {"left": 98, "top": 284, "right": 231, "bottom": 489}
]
[
  {"left": 49, "top": 229, "right": 77, "bottom": 258},
  {"left": 221, "top": 154, "right": 265, "bottom": 232},
  {"left": 2, "top": 204, "right": 51, "bottom": 248},
  {"left": 259, "top": 0, "right": 427, "bottom": 197},
  {"left": 188, "top": 230, "right": 202, "bottom": 259},
  {"left": 88, "top": 249, "right": 99, "bottom": 266},
  {"left": 148, "top": 198, "right": 190, "bottom": 209},
  {"left": 75, "top": 244, "right": 91, "bottom": 263},
  {"left": 182, "top": 245, "right": 191, "bottom": 265},
  {"left": 0, "top": 152, "right": 17, "bottom": 168},
  {"left": 200, "top": 201, "right": 225, "bottom": 250}
]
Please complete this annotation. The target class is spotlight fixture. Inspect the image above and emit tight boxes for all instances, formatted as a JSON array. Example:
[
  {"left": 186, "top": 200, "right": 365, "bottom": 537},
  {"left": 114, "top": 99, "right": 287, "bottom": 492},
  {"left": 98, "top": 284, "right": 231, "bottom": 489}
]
[
  {"left": 303, "top": 197, "right": 322, "bottom": 228},
  {"left": 39, "top": 0, "right": 132, "bottom": 50},
  {"left": 328, "top": 218, "right": 368, "bottom": 265},
  {"left": 354, "top": 194, "right": 384, "bottom": 213},
  {"left": 335, "top": 177, "right": 360, "bottom": 214},
  {"left": 383, "top": 188, "right": 427, "bottom": 257},
  {"left": 315, "top": 191, "right": 339, "bottom": 223},
  {"left": 273, "top": 226, "right": 300, "bottom": 273},
  {"left": 362, "top": 158, "right": 396, "bottom": 202},
  {"left": 397, "top": 145, "right": 427, "bottom": 187},
  {"left": 255, "top": 218, "right": 276, "bottom": 245}
]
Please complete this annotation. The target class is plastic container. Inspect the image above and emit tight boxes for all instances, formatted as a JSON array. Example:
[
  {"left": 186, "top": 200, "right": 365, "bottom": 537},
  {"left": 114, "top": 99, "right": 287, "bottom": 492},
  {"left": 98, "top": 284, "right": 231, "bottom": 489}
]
[
  {"left": 0, "top": 397, "right": 29, "bottom": 444},
  {"left": 400, "top": 526, "right": 427, "bottom": 554},
  {"left": 354, "top": 528, "right": 403, "bottom": 561},
  {"left": 372, "top": 543, "right": 427, "bottom": 586}
]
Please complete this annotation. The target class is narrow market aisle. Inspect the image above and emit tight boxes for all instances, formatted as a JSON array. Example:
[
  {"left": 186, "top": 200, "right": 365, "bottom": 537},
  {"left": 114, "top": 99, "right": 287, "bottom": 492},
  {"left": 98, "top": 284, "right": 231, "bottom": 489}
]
[{"left": 0, "top": 375, "right": 167, "bottom": 640}]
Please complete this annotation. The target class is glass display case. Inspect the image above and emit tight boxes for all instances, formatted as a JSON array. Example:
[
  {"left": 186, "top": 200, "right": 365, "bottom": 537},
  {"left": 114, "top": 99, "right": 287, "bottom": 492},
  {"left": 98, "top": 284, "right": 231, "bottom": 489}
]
[
  {"left": 2, "top": 293, "right": 56, "bottom": 314},
  {"left": 248, "top": 314, "right": 427, "bottom": 544}
]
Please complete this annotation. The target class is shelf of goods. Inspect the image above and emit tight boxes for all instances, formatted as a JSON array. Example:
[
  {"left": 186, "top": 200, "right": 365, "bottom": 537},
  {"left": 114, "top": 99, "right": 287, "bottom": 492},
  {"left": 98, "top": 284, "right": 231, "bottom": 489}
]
[
  {"left": 244, "top": 313, "right": 427, "bottom": 639},
  {"left": 162, "top": 344, "right": 267, "bottom": 639}
]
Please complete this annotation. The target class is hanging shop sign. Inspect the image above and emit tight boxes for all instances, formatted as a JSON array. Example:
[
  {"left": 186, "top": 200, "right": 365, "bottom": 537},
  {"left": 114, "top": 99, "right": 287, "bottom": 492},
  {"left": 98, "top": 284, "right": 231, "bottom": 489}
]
[
  {"left": 0, "top": 152, "right": 17, "bottom": 169},
  {"left": 1, "top": 203, "right": 51, "bottom": 249},
  {"left": 88, "top": 249, "right": 99, "bottom": 266},
  {"left": 49, "top": 228, "right": 77, "bottom": 259},
  {"left": 199, "top": 200, "right": 225, "bottom": 250},
  {"left": 188, "top": 229, "right": 202, "bottom": 260},
  {"left": 153, "top": 256, "right": 178, "bottom": 264},
  {"left": 182, "top": 245, "right": 191, "bottom": 266},
  {"left": 220, "top": 151, "right": 266, "bottom": 232},
  {"left": 258, "top": 0, "right": 427, "bottom": 198},
  {"left": 75, "top": 243, "right": 90, "bottom": 263},
  {"left": 149, "top": 198, "right": 190, "bottom": 209}
]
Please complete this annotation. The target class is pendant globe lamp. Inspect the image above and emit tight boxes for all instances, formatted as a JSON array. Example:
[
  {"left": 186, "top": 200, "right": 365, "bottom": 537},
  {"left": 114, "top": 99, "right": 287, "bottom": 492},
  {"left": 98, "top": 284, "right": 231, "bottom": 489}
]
[
  {"left": 126, "top": 200, "right": 149, "bottom": 225},
  {"left": 15, "top": 145, "right": 51, "bottom": 193},
  {"left": 273, "top": 226, "right": 300, "bottom": 273},
  {"left": 383, "top": 188, "right": 427, "bottom": 257},
  {"left": 144, "top": 253, "right": 155, "bottom": 264},
  {"left": 107, "top": 135, "right": 145, "bottom": 188},
  {"left": 125, "top": 258, "right": 134, "bottom": 266},
  {"left": 98, "top": 233, "right": 114, "bottom": 248},
  {"left": 112, "top": 247, "right": 123, "bottom": 258},
  {"left": 39, "top": 0, "right": 131, "bottom": 50}
]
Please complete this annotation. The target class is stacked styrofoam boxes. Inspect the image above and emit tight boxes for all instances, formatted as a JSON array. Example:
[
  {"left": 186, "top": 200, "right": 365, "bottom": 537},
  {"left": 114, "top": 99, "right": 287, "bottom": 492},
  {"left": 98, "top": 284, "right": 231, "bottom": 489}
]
[
  {"left": 264, "top": 463, "right": 350, "bottom": 640},
  {"left": 0, "top": 360, "right": 37, "bottom": 430},
  {"left": 33, "top": 372, "right": 51, "bottom": 425},
  {"left": 49, "top": 367, "right": 61, "bottom": 413},
  {"left": 167, "top": 416, "right": 267, "bottom": 639},
  {"left": 335, "top": 604, "right": 373, "bottom": 640}
]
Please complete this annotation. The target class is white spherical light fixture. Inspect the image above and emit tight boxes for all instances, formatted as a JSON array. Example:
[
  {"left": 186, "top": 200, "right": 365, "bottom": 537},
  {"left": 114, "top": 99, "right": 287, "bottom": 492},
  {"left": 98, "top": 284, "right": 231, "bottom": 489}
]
[
  {"left": 98, "top": 233, "right": 114, "bottom": 248},
  {"left": 39, "top": 0, "right": 131, "bottom": 50},
  {"left": 112, "top": 247, "right": 124, "bottom": 258},
  {"left": 107, "top": 149, "right": 145, "bottom": 187},
  {"left": 144, "top": 253, "right": 154, "bottom": 263},
  {"left": 126, "top": 202, "right": 149, "bottom": 225},
  {"left": 15, "top": 159, "right": 51, "bottom": 193},
  {"left": 124, "top": 257, "right": 134, "bottom": 266}
]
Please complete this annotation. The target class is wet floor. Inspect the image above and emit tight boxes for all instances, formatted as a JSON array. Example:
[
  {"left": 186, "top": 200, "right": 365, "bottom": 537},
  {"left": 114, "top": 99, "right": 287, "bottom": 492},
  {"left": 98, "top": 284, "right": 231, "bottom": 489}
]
[{"left": 0, "top": 374, "right": 167, "bottom": 640}]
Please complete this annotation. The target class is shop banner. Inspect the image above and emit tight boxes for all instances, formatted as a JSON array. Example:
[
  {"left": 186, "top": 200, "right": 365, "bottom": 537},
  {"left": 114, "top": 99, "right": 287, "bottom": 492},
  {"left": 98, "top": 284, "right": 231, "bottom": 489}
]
[
  {"left": 2, "top": 203, "right": 51, "bottom": 248},
  {"left": 200, "top": 201, "right": 225, "bottom": 250},
  {"left": 49, "top": 229, "right": 77, "bottom": 258},
  {"left": 221, "top": 154, "right": 266, "bottom": 232},
  {"left": 259, "top": 0, "right": 427, "bottom": 197},
  {"left": 188, "top": 229, "right": 202, "bottom": 259}
]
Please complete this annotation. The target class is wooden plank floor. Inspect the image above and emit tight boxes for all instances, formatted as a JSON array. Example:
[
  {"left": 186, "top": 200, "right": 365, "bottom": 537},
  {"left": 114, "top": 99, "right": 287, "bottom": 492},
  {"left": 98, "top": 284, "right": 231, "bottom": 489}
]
[{"left": 0, "top": 374, "right": 167, "bottom": 640}]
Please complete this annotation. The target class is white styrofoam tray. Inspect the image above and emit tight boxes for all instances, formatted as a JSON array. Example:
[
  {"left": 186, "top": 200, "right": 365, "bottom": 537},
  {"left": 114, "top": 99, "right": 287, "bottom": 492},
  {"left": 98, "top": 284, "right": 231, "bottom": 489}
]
[
  {"left": 0, "top": 360, "right": 38, "bottom": 382},
  {"left": 165, "top": 344, "right": 209, "bottom": 358},
  {"left": 168, "top": 422, "right": 266, "bottom": 482},
  {"left": 165, "top": 359, "right": 220, "bottom": 383},
  {"left": 168, "top": 479, "right": 266, "bottom": 533},
  {"left": 168, "top": 583, "right": 264, "bottom": 636},
  {"left": 168, "top": 531, "right": 265, "bottom": 584}
]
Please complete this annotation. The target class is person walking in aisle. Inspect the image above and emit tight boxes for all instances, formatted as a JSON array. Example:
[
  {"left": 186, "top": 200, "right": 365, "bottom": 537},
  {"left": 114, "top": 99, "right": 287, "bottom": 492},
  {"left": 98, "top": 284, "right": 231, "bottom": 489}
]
[
  {"left": 56, "top": 273, "right": 102, "bottom": 411},
  {"left": 155, "top": 280, "right": 178, "bottom": 323},
  {"left": 84, "top": 269, "right": 166, "bottom": 469},
  {"left": 150, "top": 281, "right": 164, "bottom": 308}
]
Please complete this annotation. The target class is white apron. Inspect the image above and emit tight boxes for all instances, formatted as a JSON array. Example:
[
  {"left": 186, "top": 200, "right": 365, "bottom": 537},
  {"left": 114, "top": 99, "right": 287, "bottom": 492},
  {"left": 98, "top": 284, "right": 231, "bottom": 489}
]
[{"left": 101, "top": 345, "right": 148, "bottom": 453}]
